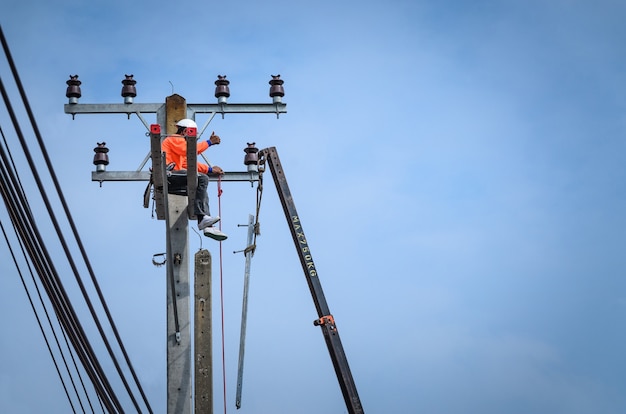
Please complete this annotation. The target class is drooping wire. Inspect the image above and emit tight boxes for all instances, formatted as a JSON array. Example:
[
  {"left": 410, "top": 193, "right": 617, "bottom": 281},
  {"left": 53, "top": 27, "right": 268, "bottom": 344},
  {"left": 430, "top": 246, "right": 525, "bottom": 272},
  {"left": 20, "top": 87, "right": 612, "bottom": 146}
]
[
  {"left": 253, "top": 156, "right": 265, "bottom": 251},
  {"left": 0, "top": 97, "right": 110, "bottom": 412}
]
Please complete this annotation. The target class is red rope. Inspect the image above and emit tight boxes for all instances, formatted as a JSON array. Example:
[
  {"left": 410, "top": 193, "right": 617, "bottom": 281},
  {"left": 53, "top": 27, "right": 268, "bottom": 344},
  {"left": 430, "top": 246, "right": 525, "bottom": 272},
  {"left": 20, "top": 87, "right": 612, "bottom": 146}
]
[{"left": 217, "top": 176, "right": 227, "bottom": 414}]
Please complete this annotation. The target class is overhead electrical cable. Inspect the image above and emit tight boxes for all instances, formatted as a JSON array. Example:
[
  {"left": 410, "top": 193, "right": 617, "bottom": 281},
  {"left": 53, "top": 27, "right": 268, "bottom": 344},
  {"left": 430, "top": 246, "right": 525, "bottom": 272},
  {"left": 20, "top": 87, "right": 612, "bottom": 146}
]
[
  {"left": 1, "top": 124, "right": 99, "bottom": 413},
  {"left": 0, "top": 221, "right": 81, "bottom": 414},
  {"left": 0, "top": 67, "right": 124, "bottom": 414},
  {"left": 0, "top": 120, "right": 118, "bottom": 413},
  {"left": 0, "top": 30, "right": 152, "bottom": 412},
  {"left": 1, "top": 25, "right": 152, "bottom": 413}
]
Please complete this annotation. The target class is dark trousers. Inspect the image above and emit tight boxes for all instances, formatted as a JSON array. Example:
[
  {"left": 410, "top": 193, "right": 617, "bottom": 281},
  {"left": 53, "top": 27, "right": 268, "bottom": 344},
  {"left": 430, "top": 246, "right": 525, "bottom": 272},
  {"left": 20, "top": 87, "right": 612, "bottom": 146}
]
[{"left": 195, "top": 173, "right": 211, "bottom": 218}]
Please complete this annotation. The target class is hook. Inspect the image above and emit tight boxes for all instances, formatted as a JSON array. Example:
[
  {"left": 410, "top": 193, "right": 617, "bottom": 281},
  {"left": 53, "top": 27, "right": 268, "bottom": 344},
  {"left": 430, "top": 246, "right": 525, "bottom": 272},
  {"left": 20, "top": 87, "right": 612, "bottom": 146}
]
[
  {"left": 152, "top": 252, "right": 166, "bottom": 267},
  {"left": 192, "top": 227, "right": 204, "bottom": 250}
]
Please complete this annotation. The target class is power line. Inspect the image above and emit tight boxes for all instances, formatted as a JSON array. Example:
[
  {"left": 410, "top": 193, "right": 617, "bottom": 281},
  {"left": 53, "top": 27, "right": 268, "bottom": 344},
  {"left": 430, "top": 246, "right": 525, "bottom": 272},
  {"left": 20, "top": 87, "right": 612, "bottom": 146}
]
[
  {"left": 0, "top": 220, "right": 82, "bottom": 414},
  {"left": 0, "top": 25, "right": 153, "bottom": 413},
  {"left": 0, "top": 112, "right": 118, "bottom": 412}
]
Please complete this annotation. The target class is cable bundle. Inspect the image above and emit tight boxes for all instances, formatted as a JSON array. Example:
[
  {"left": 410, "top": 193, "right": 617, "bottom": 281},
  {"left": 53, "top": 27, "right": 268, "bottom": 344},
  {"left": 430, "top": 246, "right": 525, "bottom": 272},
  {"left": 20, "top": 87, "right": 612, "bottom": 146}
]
[{"left": 0, "top": 25, "right": 152, "bottom": 413}]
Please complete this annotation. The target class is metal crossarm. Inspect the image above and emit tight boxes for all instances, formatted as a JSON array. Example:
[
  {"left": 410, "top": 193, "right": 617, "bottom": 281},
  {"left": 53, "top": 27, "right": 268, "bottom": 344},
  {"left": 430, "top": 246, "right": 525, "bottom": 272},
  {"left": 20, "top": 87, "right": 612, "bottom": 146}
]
[
  {"left": 91, "top": 170, "right": 259, "bottom": 183},
  {"left": 64, "top": 102, "right": 286, "bottom": 116}
]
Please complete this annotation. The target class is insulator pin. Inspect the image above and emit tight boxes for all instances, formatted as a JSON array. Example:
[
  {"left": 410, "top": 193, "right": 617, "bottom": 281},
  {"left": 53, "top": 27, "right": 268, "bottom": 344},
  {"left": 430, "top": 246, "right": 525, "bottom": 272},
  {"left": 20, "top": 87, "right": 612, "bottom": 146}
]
[{"left": 93, "top": 142, "right": 110, "bottom": 172}]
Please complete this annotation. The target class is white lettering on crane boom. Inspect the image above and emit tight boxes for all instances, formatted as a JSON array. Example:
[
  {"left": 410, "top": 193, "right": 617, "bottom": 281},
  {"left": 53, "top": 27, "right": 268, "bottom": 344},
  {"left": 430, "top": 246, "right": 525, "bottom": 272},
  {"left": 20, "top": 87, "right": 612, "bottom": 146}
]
[{"left": 292, "top": 215, "right": 317, "bottom": 277}]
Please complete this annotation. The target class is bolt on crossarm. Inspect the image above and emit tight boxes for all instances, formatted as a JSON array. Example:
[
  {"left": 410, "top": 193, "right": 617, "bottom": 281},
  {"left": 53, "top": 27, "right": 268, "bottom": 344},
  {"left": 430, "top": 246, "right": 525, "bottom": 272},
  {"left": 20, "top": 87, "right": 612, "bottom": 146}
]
[{"left": 258, "top": 147, "right": 364, "bottom": 414}]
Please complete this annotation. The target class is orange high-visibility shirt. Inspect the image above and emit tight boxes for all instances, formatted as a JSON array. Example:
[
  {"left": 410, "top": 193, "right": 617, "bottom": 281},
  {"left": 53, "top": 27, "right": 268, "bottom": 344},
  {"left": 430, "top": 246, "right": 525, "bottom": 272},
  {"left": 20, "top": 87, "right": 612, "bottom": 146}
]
[{"left": 161, "top": 134, "right": 210, "bottom": 174}]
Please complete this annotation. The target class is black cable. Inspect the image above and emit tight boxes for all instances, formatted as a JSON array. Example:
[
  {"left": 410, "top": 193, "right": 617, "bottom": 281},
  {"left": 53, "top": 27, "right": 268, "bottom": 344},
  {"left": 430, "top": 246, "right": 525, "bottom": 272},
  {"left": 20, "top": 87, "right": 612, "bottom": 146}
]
[
  {"left": 0, "top": 134, "right": 109, "bottom": 413},
  {"left": 0, "top": 77, "right": 122, "bottom": 414},
  {"left": 0, "top": 221, "right": 80, "bottom": 414},
  {"left": 0, "top": 123, "right": 98, "bottom": 413},
  {"left": 0, "top": 139, "right": 91, "bottom": 412},
  {"left": 1, "top": 27, "right": 151, "bottom": 411},
  {"left": 0, "top": 61, "right": 121, "bottom": 414},
  {"left": 0, "top": 25, "right": 152, "bottom": 413}
]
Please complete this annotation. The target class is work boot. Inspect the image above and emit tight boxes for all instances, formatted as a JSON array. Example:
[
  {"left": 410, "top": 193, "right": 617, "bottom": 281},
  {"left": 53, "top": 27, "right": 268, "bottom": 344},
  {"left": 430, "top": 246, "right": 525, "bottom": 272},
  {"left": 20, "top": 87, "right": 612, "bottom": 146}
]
[
  {"left": 198, "top": 215, "right": 220, "bottom": 230},
  {"left": 203, "top": 226, "right": 228, "bottom": 241}
]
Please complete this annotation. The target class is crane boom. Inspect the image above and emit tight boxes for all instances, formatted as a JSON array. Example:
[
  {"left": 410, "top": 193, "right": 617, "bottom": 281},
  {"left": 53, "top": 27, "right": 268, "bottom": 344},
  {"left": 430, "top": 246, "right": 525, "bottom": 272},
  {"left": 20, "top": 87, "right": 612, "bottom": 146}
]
[{"left": 259, "top": 147, "right": 364, "bottom": 414}]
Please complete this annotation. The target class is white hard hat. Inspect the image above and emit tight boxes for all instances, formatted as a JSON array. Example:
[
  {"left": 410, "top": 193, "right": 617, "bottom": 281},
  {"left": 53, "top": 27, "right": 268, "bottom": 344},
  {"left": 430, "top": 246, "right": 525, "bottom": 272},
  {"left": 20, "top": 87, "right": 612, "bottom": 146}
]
[{"left": 175, "top": 119, "right": 197, "bottom": 129}]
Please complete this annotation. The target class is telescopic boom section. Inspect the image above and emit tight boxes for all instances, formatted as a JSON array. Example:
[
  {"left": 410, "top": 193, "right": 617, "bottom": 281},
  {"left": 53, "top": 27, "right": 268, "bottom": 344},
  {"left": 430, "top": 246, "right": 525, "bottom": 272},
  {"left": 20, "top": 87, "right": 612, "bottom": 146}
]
[{"left": 259, "top": 147, "right": 364, "bottom": 414}]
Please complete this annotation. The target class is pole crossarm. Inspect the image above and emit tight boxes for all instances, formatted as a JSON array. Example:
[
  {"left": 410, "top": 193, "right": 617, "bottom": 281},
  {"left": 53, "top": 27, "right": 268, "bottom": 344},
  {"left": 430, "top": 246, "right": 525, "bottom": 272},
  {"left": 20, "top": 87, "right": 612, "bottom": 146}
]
[
  {"left": 91, "top": 171, "right": 259, "bottom": 183},
  {"left": 187, "top": 103, "right": 287, "bottom": 114},
  {"left": 65, "top": 102, "right": 286, "bottom": 116}
]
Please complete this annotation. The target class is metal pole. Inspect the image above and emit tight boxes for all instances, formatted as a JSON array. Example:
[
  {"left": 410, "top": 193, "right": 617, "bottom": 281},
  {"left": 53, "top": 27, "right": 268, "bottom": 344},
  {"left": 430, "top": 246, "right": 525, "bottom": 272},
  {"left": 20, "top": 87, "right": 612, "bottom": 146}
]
[
  {"left": 165, "top": 96, "right": 192, "bottom": 414},
  {"left": 235, "top": 214, "right": 255, "bottom": 409},
  {"left": 166, "top": 192, "right": 192, "bottom": 414}
]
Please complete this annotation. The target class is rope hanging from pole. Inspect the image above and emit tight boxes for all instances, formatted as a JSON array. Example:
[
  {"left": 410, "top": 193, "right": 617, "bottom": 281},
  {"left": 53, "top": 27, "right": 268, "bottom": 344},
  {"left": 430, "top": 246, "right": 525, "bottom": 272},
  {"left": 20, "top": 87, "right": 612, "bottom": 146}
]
[
  {"left": 251, "top": 156, "right": 265, "bottom": 254},
  {"left": 217, "top": 176, "right": 228, "bottom": 414}
]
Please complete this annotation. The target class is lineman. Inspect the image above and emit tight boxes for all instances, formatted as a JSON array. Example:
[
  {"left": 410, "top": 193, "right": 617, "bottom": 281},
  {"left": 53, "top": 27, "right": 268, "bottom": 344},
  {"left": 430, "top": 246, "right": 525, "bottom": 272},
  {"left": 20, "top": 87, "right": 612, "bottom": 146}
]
[{"left": 161, "top": 118, "right": 227, "bottom": 241}]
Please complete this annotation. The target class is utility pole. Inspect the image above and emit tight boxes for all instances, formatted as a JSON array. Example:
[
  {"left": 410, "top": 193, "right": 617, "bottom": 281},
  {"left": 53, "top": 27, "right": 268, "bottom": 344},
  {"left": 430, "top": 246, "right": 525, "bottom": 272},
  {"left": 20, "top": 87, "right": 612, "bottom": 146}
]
[
  {"left": 194, "top": 249, "right": 212, "bottom": 414},
  {"left": 65, "top": 74, "right": 286, "bottom": 414}
]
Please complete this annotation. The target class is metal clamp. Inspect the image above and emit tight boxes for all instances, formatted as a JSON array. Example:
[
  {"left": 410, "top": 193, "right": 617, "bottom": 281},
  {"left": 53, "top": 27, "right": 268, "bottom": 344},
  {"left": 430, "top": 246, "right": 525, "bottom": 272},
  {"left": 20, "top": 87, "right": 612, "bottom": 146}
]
[{"left": 313, "top": 314, "right": 336, "bottom": 329}]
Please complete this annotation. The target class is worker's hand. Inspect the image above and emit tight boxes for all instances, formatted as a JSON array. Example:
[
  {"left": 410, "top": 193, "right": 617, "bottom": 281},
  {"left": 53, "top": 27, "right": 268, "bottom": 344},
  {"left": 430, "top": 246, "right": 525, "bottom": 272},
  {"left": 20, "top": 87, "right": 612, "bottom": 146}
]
[
  {"left": 210, "top": 165, "right": 224, "bottom": 175},
  {"left": 208, "top": 131, "right": 221, "bottom": 146}
]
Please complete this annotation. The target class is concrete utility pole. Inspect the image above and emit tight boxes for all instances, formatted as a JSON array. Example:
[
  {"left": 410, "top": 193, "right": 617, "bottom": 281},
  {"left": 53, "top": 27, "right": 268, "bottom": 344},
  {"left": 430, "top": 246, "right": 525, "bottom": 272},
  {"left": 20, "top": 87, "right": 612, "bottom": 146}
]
[
  {"left": 194, "top": 249, "right": 213, "bottom": 413},
  {"left": 65, "top": 74, "right": 286, "bottom": 414},
  {"left": 162, "top": 94, "right": 192, "bottom": 414}
]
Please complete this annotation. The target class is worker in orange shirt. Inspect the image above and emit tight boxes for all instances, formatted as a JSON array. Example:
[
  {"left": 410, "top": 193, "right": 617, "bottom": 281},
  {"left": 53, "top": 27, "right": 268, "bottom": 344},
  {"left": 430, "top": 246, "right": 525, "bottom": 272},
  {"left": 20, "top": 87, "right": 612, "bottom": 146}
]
[{"left": 161, "top": 118, "right": 227, "bottom": 241}]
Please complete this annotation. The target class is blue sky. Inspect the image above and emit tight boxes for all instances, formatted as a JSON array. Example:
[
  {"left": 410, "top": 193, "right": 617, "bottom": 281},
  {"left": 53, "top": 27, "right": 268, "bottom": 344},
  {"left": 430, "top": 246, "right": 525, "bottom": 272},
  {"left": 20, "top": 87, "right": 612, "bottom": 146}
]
[{"left": 1, "top": 0, "right": 626, "bottom": 413}]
